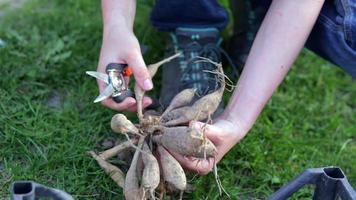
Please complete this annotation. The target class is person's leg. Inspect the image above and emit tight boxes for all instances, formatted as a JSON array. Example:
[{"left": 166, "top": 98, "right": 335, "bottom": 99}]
[
  {"left": 229, "top": 0, "right": 356, "bottom": 77},
  {"left": 150, "top": 1, "right": 229, "bottom": 111},
  {"left": 228, "top": 0, "right": 269, "bottom": 69},
  {"left": 306, "top": 0, "right": 356, "bottom": 77},
  {"left": 150, "top": 0, "right": 228, "bottom": 31}
]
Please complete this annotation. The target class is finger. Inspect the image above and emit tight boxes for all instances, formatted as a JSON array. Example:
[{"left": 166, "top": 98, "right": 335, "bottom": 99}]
[
  {"left": 118, "top": 96, "right": 152, "bottom": 112},
  {"left": 125, "top": 96, "right": 152, "bottom": 112},
  {"left": 125, "top": 103, "right": 139, "bottom": 112},
  {"left": 190, "top": 121, "right": 223, "bottom": 144},
  {"left": 101, "top": 97, "right": 136, "bottom": 111},
  {"left": 142, "top": 96, "right": 152, "bottom": 108},
  {"left": 97, "top": 79, "right": 109, "bottom": 92},
  {"left": 126, "top": 50, "right": 153, "bottom": 91},
  {"left": 169, "top": 151, "right": 214, "bottom": 175}
]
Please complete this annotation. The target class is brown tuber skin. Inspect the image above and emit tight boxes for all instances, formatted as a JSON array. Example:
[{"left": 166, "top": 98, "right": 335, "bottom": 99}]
[
  {"left": 162, "top": 64, "right": 225, "bottom": 127},
  {"left": 99, "top": 139, "right": 134, "bottom": 160},
  {"left": 111, "top": 113, "right": 139, "bottom": 135},
  {"left": 160, "top": 88, "right": 197, "bottom": 119},
  {"left": 153, "top": 126, "right": 217, "bottom": 158},
  {"left": 89, "top": 151, "right": 125, "bottom": 188},
  {"left": 157, "top": 145, "right": 187, "bottom": 191},
  {"left": 124, "top": 136, "right": 145, "bottom": 200},
  {"left": 162, "top": 85, "right": 225, "bottom": 126},
  {"left": 141, "top": 142, "right": 160, "bottom": 198}
]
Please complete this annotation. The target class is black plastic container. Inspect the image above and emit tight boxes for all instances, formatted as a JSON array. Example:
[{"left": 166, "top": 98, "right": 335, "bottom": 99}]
[
  {"left": 11, "top": 181, "right": 73, "bottom": 200},
  {"left": 269, "top": 167, "right": 356, "bottom": 200}
]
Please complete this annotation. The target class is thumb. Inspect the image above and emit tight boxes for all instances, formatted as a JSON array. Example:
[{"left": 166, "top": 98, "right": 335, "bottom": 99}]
[
  {"left": 126, "top": 50, "right": 153, "bottom": 91},
  {"left": 190, "top": 121, "right": 223, "bottom": 144}
]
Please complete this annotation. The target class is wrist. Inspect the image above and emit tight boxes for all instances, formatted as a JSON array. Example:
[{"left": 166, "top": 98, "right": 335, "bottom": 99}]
[
  {"left": 103, "top": 22, "right": 133, "bottom": 37},
  {"left": 101, "top": 0, "right": 136, "bottom": 31},
  {"left": 219, "top": 111, "right": 250, "bottom": 138}
]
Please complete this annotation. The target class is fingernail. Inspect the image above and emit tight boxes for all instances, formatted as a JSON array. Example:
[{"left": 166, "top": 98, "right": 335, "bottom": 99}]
[{"left": 143, "top": 79, "right": 153, "bottom": 90}]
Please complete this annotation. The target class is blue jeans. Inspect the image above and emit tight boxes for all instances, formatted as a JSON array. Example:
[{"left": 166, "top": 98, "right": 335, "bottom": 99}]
[
  {"left": 150, "top": 0, "right": 229, "bottom": 31},
  {"left": 150, "top": 0, "right": 356, "bottom": 77},
  {"left": 306, "top": 0, "right": 356, "bottom": 76}
]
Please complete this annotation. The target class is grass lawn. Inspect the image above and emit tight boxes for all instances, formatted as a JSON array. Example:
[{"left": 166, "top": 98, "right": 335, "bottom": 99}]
[{"left": 0, "top": 0, "right": 355, "bottom": 199}]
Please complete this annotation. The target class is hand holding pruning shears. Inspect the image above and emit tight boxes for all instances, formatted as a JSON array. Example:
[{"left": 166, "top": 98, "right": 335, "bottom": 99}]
[
  {"left": 86, "top": 63, "right": 134, "bottom": 103},
  {"left": 89, "top": 27, "right": 153, "bottom": 112}
]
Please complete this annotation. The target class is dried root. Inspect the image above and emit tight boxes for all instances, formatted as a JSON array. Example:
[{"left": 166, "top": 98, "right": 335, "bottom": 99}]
[
  {"left": 99, "top": 139, "right": 135, "bottom": 160},
  {"left": 89, "top": 55, "right": 228, "bottom": 200},
  {"left": 162, "top": 62, "right": 225, "bottom": 126},
  {"left": 124, "top": 136, "right": 145, "bottom": 200},
  {"left": 89, "top": 151, "right": 125, "bottom": 188},
  {"left": 160, "top": 88, "right": 197, "bottom": 119},
  {"left": 141, "top": 142, "right": 160, "bottom": 198},
  {"left": 152, "top": 126, "right": 217, "bottom": 158},
  {"left": 111, "top": 114, "right": 140, "bottom": 135},
  {"left": 157, "top": 145, "right": 187, "bottom": 191}
]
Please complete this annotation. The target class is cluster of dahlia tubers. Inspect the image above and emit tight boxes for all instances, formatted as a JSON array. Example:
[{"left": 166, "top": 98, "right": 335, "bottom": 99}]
[{"left": 89, "top": 53, "right": 226, "bottom": 200}]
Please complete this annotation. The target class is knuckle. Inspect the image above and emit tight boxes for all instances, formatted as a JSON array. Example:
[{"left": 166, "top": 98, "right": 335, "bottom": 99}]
[
  {"left": 124, "top": 45, "right": 141, "bottom": 61},
  {"left": 125, "top": 50, "right": 139, "bottom": 61}
]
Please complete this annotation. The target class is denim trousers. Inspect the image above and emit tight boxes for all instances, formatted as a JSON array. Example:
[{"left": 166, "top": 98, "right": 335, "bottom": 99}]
[{"left": 150, "top": 0, "right": 356, "bottom": 77}]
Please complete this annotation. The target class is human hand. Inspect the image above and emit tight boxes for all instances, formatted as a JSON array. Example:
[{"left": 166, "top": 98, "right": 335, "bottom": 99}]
[
  {"left": 97, "top": 26, "right": 152, "bottom": 112},
  {"left": 169, "top": 118, "right": 248, "bottom": 175}
]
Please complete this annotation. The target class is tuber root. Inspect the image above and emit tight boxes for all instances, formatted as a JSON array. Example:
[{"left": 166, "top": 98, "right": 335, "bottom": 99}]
[
  {"left": 111, "top": 114, "right": 140, "bottom": 135},
  {"left": 99, "top": 139, "right": 135, "bottom": 160},
  {"left": 160, "top": 88, "right": 197, "bottom": 119},
  {"left": 153, "top": 126, "right": 217, "bottom": 158},
  {"left": 162, "top": 63, "right": 225, "bottom": 127},
  {"left": 157, "top": 145, "right": 187, "bottom": 191},
  {"left": 89, "top": 151, "right": 125, "bottom": 188},
  {"left": 141, "top": 142, "right": 160, "bottom": 199},
  {"left": 124, "top": 136, "right": 145, "bottom": 200}
]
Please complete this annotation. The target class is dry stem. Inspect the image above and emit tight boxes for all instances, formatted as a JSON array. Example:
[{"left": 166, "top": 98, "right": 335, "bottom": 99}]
[{"left": 135, "top": 52, "right": 182, "bottom": 121}]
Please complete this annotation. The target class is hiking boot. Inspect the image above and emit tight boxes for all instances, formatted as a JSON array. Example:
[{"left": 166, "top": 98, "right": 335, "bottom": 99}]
[
  {"left": 159, "top": 27, "right": 224, "bottom": 112},
  {"left": 228, "top": 0, "right": 268, "bottom": 69}
]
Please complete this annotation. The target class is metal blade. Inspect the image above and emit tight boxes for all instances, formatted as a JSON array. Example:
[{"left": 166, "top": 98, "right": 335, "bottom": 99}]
[
  {"left": 94, "top": 84, "right": 115, "bottom": 103},
  {"left": 86, "top": 71, "right": 109, "bottom": 84}
]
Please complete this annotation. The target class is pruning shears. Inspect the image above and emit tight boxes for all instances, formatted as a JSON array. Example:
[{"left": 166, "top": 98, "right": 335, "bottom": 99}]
[{"left": 86, "top": 63, "right": 134, "bottom": 103}]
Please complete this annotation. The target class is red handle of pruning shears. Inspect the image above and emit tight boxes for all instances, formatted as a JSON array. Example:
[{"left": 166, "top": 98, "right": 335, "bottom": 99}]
[{"left": 122, "top": 66, "right": 133, "bottom": 77}]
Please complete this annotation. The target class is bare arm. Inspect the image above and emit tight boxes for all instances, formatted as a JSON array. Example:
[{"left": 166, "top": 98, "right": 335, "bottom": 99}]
[
  {"left": 98, "top": 0, "right": 152, "bottom": 111},
  {"left": 222, "top": 0, "right": 325, "bottom": 134},
  {"left": 102, "top": 0, "right": 136, "bottom": 31},
  {"left": 174, "top": 0, "right": 325, "bottom": 174}
]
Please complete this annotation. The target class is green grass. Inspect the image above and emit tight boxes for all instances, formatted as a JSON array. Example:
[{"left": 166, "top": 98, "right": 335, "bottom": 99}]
[{"left": 0, "top": 0, "right": 355, "bottom": 199}]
